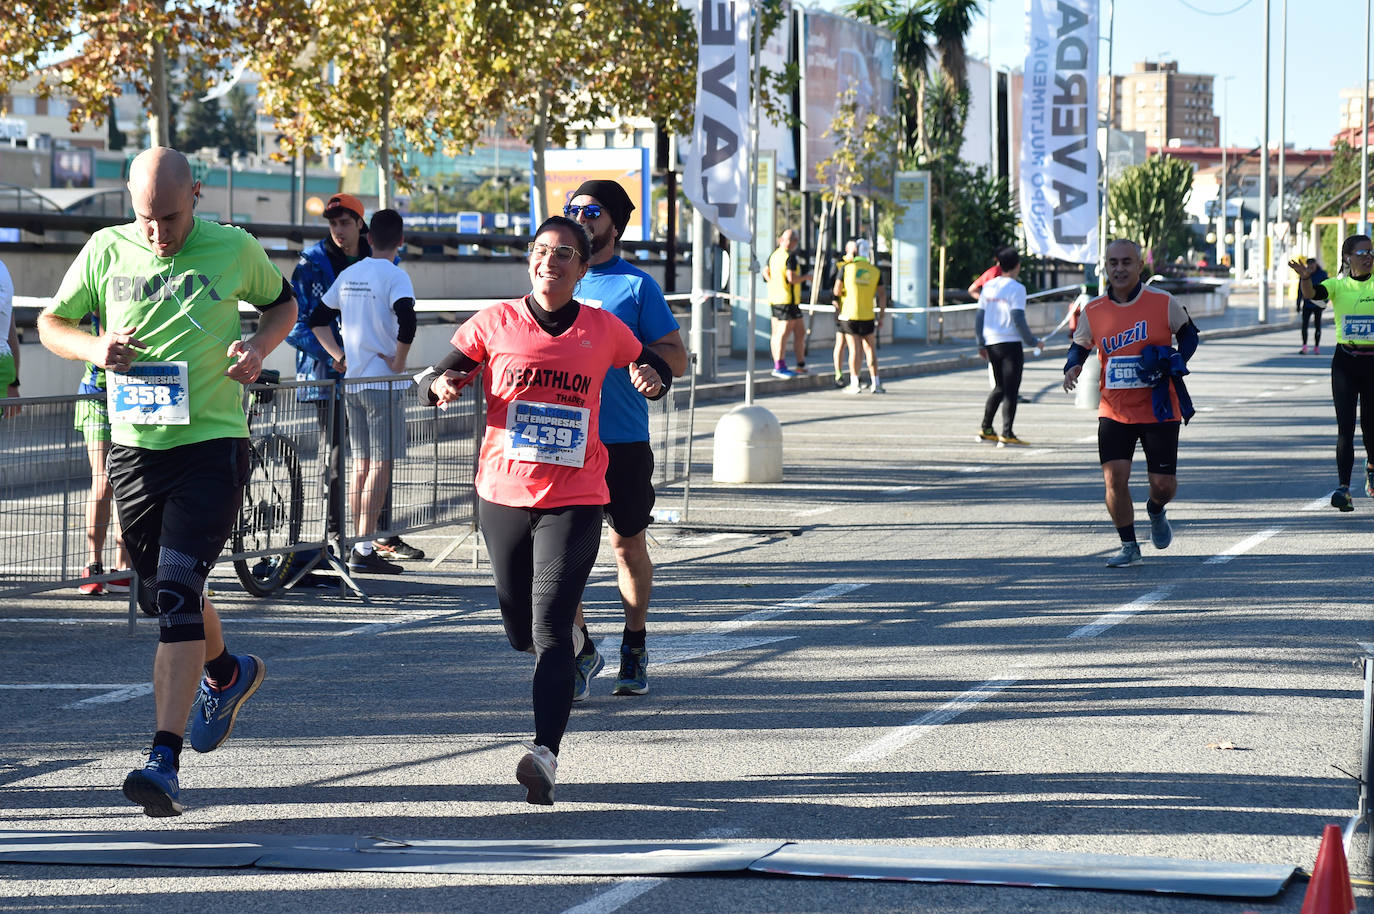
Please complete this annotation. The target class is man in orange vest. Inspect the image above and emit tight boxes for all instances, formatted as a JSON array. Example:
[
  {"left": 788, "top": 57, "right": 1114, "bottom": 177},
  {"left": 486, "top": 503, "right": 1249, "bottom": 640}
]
[{"left": 1063, "top": 240, "right": 1199, "bottom": 567}]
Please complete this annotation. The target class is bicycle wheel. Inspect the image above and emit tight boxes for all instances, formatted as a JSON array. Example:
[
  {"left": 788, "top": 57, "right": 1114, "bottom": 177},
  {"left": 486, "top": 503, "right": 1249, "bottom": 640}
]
[{"left": 232, "top": 433, "right": 305, "bottom": 597}]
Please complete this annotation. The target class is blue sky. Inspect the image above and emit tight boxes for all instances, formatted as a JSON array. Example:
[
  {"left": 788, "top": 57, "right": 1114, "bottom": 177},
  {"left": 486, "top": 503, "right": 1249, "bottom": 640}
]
[{"left": 821, "top": 0, "right": 1369, "bottom": 151}]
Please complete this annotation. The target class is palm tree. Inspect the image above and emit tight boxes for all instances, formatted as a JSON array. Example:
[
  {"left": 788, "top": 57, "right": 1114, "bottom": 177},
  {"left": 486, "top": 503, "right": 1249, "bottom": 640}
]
[{"left": 930, "top": 0, "right": 980, "bottom": 94}]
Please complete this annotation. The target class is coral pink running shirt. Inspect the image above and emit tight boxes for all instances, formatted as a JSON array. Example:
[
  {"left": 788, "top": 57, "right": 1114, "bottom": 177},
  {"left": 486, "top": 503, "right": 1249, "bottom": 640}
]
[{"left": 452, "top": 297, "right": 644, "bottom": 508}]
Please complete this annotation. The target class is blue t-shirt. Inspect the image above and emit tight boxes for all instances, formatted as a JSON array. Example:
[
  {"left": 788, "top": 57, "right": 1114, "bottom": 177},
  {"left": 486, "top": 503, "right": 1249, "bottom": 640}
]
[{"left": 575, "top": 257, "right": 679, "bottom": 443}]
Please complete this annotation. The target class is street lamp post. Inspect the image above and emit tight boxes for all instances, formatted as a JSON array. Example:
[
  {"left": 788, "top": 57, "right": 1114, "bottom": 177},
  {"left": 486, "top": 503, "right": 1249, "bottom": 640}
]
[{"left": 1258, "top": 0, "right": 1271, "bottom": 323}]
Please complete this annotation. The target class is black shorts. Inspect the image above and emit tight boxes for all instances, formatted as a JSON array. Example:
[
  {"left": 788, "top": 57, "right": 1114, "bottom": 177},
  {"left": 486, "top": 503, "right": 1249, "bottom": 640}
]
[
  {"left": 771, "top": 304, "right": 803, "bottom": 321},
  {"left": 1097, "top": 417, "right": 1180, "bottom": 475},
  {"left": 603, "top": 441, "right": 655, "bottom": 537},
  {"left": 838, "top": 319, "right": 876, "bottom": 337},
  {"left": 107, "top": 438, "right": 250, "bottom": 584}
]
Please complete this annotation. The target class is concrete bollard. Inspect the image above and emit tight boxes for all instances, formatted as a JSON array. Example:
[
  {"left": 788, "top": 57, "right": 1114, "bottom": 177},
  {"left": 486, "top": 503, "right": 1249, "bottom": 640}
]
[{"left": 712, "top": 404, "right": 783, "bottom": 482}]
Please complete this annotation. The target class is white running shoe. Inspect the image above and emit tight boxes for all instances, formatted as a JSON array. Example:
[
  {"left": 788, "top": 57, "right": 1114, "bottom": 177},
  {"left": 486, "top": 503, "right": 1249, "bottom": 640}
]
[{"left": 516, "top": 744, "right": 557, "bottom": 805}]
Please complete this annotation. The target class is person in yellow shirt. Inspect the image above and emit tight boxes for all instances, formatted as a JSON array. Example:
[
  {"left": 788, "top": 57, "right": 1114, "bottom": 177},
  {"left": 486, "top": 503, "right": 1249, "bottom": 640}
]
[
  {"left": 832, "top": 238, "right": 887, "bottom": 393},
  {"left": 762, "top": 229, "right": 812, "bottom": 378}
]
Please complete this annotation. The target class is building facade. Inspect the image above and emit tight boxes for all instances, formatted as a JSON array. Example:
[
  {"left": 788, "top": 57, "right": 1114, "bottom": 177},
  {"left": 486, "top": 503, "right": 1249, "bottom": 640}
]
[{"left": 1100, "top": 60, "right": 1218, "bottom": 149}]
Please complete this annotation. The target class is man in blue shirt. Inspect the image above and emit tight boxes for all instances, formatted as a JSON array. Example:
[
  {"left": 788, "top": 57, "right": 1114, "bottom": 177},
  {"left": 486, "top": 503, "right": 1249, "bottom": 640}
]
[{"left": 564, "top": 179, "right": 687, "bottom": 699}]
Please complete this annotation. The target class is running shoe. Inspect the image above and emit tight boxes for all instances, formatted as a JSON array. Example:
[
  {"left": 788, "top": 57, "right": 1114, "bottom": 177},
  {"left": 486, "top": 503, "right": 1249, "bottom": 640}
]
[
  {"left": 846, "top": 380, "right": 862, "bottom": 395},
  {"left": 78, "top": 562, "right": 105, "bottom": 596},
  {"left": 1299, "top": 345, "right": 1307, "bottom": 354},
  {"left": 612, "top": 645, "right": 649, "bottom": 696},
  {"left": 770, "top": 367, "right": 796, "bottom": 379},
  {"left": 794, "top": 363, "right": 809, "bottom": 375},
  {"left": 516, "top": 744, "right": 557, "bottom": 805},
  {"left": 573, "top": 645, "right": 605, "bottom": 702},
  {"left": 1148, "top": 506, "right": 1173, "bottom": 550},
  {"left": 1313, "top": 345, "right": 1321, "bottom": 355},
  {"left": 1366, "top": 464, "right": 1374, "bottom": 500},
  {"left": 189, "top": 654, "right": 266, "bottom": 753},
  {"left": 871, "top": 380, "right": 886, "bottom": 394},
  {"left": 374, "top": 536, "right": 425, "bottom": 560},
  {"left": 348, "top": 548, "right": 402, "bottom": 574},
  {"left": 1105, "top": 542, "right": 1143, "bottom": 567},
  {"left": 833, "top": 375, "right": 846, "bottom": 389},
  {"left": 121, "top": 747, "right": 183, "bottom": 817},
  {"left": 1332, "top": 485, "right": 1355, "bottom": 512},
  {"left": 978, "top": 427, "right": 999, "bottom": 442},
  {"left": 997, "top": 434, "right": 1030, "bottom": 447},
  {"left": 105, "top": 569, "right": 132, "bottom": 593}
]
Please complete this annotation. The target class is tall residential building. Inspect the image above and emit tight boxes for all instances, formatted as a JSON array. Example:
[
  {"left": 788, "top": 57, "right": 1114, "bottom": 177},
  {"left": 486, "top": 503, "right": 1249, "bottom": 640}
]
[
  {"left": 1334, "top": 83, "right": 1374, "bottom": 145},
  {"left": 1099, "top": 60, "right": 1218, "bottom": 149}
]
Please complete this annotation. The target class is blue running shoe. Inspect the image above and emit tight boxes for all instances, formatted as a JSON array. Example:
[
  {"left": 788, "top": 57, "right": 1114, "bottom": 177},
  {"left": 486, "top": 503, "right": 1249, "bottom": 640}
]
[
  {"left": 612, "top": 645, "right": 649, "bottom": 696},
  {"left": 122, "top": 747, "right": 183, "bottom": 817},
  {"left": 1148, "top": 506, "right": 1172, "bottom": 550},
  {"left": 1105, "top": 541, "right": 1143, "bottom": 567},
  {"left": 1332, "top": 486, "right": 1355, "bottom": 512},
  {"left": 573, "top": 646, "right": 604, "bottom": 703},
  {"left": 189, "top": 654, "right": 265, "bottom": 753}
]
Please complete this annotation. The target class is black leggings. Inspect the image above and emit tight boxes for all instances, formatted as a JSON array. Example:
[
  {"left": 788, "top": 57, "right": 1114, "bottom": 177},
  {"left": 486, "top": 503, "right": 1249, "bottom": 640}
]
[
  {"left": 1331, "top": 346, "right": 1374, "bottom": 487},
  {"left": 981, "top": 342, "right": 1025, "bottom": 435},
  {"left": 478, "top": 498, "right": 603, "bottom": 755},
  {"left": 1301, "top": 305, "right": 1323, "bottom": 347}
]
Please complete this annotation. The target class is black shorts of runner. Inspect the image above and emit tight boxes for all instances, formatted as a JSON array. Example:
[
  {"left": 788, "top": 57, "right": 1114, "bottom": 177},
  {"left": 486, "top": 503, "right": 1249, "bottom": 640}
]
[
  {"left": 1097, "top": 417, "right": 1180, "bottom": 475},
  {"left": 107, "top": 437, "right": 250, "bottom": 613},
  {"left": 603, "top": 440, "right": 656, "bottom": 537},
  {"left": 770, "top": 304, "right": 803, "bottom": 321},
  {"left": 838, "top": 319, "right": 876, "bottom": 337}
]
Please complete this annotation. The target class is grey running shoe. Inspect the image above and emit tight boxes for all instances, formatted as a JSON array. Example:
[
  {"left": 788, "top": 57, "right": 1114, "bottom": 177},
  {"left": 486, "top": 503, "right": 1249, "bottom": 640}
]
[
  {"left": 612, "top": 645, "right": 649, "bottom": 695},
  {"left": 573, "top": 646, "right": 604, "bottom": 702},
  {"left": 516, "top": 744, "right": 557, "bottom": 805},
  {"left": 1148, "top": 507, "right": 1172, "bottom": 550},
  {"left": 1106, "top": 542, "right": 1143, "bottom": 567}
]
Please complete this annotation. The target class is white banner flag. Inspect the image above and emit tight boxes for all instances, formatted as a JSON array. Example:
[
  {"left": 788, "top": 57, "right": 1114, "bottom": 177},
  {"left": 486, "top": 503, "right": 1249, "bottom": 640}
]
[
  {"left": 685, "top": 0, "right": 752, "bottom": 242},
  {"left": 1020, "top": 0, "right": 1098, "bottom": 265}
]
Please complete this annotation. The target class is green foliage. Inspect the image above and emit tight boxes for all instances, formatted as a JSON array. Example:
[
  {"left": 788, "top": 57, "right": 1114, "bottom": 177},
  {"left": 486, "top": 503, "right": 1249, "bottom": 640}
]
[
  {"left": 222, "top": 86, "right": 257, "bottom": 157},
  {"left": 1298, "top": 141, "right": 1364, "bottom": 223},
  {"left": 1108, "top": 156, "right": 1194, "bottom": 266},
  {"left": 939, "top": 163, "right": 1015, "bottom": 287}
]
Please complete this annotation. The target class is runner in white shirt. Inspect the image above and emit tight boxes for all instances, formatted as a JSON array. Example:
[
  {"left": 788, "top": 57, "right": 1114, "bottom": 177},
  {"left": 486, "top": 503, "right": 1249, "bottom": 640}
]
[
  {"left": 309, "top": 209, "right": 417, "bottom": 575},
  {"left": 975, "top": 247, "right": 1040, "bottom": 446}
]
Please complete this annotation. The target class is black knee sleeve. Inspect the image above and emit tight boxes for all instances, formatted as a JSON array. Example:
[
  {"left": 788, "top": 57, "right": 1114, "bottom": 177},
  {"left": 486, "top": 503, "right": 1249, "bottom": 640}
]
[{"left": 153, "top": 547, "right": 211, "bottom": 643}]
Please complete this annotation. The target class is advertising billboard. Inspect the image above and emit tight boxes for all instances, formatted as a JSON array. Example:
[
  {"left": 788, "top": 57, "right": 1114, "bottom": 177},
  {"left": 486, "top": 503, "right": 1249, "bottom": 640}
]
[
  {"left": 800, "top": 9, "right": 895, "bottom": 193},
  {"left": 542, "top": 147, "right": 651, "bottom": 242}
]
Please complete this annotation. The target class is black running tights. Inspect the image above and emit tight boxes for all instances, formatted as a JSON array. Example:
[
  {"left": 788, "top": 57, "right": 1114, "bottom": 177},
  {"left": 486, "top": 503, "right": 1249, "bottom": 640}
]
[
  {"left": 1301, "top": 305, "right": 1322, "bottom": 347},
  {"left": 982, "top": 342, "right": 1025, "bottom": 435},
  {"left": 1330, "top": 346, "right": 1374, "bottom": 487},
  {"left": 478, "top": 498, "right": 603, "bottom": 755}
]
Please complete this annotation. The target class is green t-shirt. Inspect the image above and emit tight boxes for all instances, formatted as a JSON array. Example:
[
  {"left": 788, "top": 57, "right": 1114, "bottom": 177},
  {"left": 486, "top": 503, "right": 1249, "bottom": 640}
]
[
  {"left": 1318, "top": 274, "right": 1374, "bottom": 347},
  {"left": 47, "top": 218, "right": 286, "bottom": 449}
]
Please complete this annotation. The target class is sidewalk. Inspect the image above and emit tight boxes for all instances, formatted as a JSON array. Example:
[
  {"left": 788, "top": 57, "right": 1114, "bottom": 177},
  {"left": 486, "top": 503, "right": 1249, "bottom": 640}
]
[{"left": 690, "top": 294, "right": 1296, "bottom": 405}]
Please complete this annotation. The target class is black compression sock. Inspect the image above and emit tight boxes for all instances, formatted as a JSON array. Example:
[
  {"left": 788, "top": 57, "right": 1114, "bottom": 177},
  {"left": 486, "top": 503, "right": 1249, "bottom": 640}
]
[
  {"left": 1146, "top": 499, "right": 1164, "bottom": 516},
  {"left": 1116, "top": 524, "right": 1136, "bottom": 544},
  {"left": 203, "top": 648, "right": 237, "bottom": 687},
  {"left": 153, "top": 731, "right": 184, "bottom": 768},
  {"left": 622, "top": 626, "right": 646, "bottom": 650}
]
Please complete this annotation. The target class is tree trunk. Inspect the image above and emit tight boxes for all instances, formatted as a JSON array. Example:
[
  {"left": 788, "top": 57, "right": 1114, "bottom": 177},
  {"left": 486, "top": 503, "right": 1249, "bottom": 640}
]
[
  {"left": 529, "top": 91, "right": 551, "bottom": 224},
  {"left": 377, "top": 32, "right": 394, "bottom": 209},
  {"left": 149, "top": 42, "right": 171, "bottom": 147}
]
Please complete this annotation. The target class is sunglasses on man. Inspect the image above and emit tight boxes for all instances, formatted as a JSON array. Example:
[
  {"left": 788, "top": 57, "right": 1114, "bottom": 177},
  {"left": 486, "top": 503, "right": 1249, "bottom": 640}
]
[{"left": 563, "top": 203, "right": 603, "bottom": 220}]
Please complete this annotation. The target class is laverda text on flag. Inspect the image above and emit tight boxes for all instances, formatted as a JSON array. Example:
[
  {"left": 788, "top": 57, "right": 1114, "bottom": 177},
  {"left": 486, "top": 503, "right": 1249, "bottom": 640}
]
[
  {"left": 1020, "top": 0, "right": 1098, "bottom": 265},
  {"left": 685, "top": 0, "right": 751, "bottom": 242}
]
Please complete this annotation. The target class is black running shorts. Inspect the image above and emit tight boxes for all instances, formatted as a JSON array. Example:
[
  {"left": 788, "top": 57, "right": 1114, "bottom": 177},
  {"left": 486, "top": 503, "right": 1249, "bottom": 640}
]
[
  {"left": 603, "top": 440, "right": 656, "bottom": 537},
  {"left": 770, "top": 304, "right": 803, "bottom": 321},
  {"left": 838, "top": 319, "right": 876, "bottom": 337},
  {"left": 1097, "top": 417, "right": 1180, "bottom": 475}
]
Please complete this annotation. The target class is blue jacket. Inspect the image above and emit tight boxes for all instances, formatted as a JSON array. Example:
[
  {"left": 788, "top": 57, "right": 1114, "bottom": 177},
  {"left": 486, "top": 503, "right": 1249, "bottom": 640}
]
[
  {"left": 287, "top": 239, "right": 360, "bottom": 401},
  {"left": 1137, "top": 344, "right": 1195, "bottom": 424}
]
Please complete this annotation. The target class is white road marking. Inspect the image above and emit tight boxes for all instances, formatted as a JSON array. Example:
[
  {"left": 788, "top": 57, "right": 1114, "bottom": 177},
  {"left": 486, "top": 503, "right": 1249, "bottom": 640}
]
[
  {"left": 796, "top": 505, "right": 838, "bottom": 517},
  {"left": 1067, "top": 588, "right": 1174, "bottom": 640},
  {"left": 1075, "top": 433, "right": 1097, "bottom": 443},
  {"left": 879, "top": 484, "right": 925, "bottom": 494},
  {"left": 557, "top": 828, "right": 743, "bottom": 914},
  {"left": 0, "top": 683, "right": 144, "bottom": 690},
  {"left": 1303, "top": 496, "right": 1332, "bottom": 511},
  {"left": 1204, "top": 527, "right": 1282, "bottom": 565},
  {"left": 63, "top": 684, "right": 154, "bottom": 709},
  {"left": 847, "top": 587, "right": 1174, "bottom": 764}
]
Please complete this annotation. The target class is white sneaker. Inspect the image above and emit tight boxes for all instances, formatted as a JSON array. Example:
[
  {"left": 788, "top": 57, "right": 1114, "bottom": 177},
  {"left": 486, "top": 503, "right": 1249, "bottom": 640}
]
[
  {"left": 846, "top": 380, "right": 862, "bottom": 394},
  {"left": 516, "top": 744, "right": 557, "bottom": 805}
]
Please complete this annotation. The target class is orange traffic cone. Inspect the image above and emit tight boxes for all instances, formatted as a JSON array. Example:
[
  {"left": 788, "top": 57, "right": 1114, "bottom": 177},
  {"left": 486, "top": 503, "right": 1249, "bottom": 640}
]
[{"left": 1300, "top": 824, "right": 1357, "bottom": 914}]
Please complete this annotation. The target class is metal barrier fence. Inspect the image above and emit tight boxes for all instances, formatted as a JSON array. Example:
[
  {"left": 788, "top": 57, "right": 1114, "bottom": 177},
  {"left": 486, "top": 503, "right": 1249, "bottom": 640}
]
[
  {"left": 0, "top": 374, "right": 481, "bottom": 599},
  {"left": 0, "top": 364, "right": 693, "bottom": 599}
]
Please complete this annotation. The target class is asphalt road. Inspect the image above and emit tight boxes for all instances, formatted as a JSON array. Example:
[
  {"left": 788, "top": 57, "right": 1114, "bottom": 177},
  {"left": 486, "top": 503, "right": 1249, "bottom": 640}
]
[{"left": 1, "top": 326, "right": 1370, "bottom": 913}]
